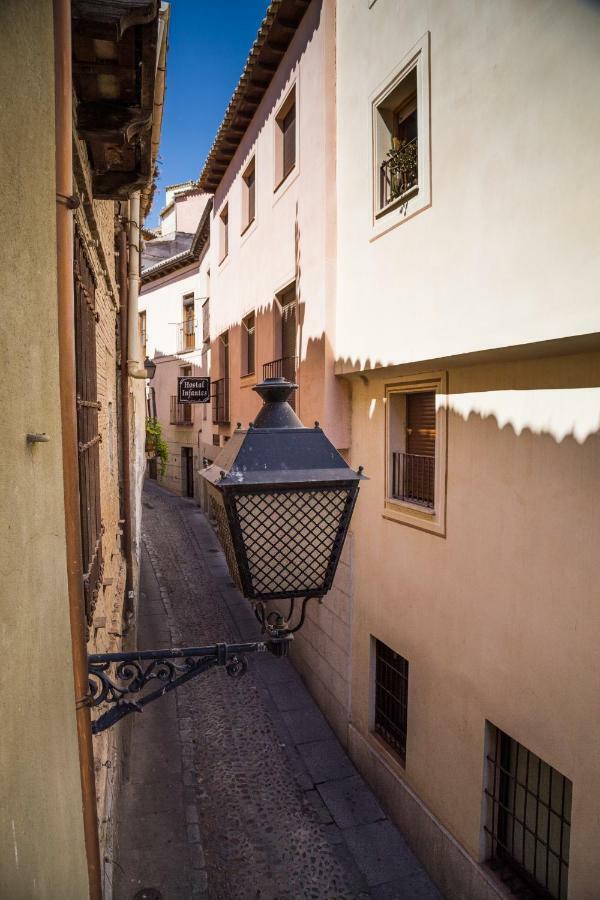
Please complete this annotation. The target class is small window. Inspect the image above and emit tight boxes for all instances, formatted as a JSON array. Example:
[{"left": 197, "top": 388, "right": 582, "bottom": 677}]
[
  {"left": 138, "top": 310, "right": 147, "bottom": 357},
  {"left": 181, "top": 294, "right": 195, "bottom": 351},
  {"left": 242, "top": 311, "right": 255, "bottom": 376},
  {"left": 275, "top": 86, "right": 296, "bottom": 189},
  {"left": 373, "top": 639, "right": 408, "bottom": 764},
  {"left": 242, "top": 158, "right": 256, "bottom": 232},
  {"left": 202, "top": 299, "right": 210, "bottom": 344},
  {"left": 385, "top": 372, "right": 446, "bottom": 535},
  {"left": 371, "top": 33, "right": 430, "bottom": 231},
  {"left": 219, "top": 204, "right": 229, "bottom": 262},
  {"left": 484, "top": 725, "right": 572, "bottom": 900},
  {"left": 389, "top": 390, "right": 435, "bottom": 508}
]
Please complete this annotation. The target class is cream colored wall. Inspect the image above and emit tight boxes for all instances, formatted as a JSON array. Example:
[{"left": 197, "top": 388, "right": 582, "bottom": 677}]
[
  {"left": 0, "top": 1, "right": 88, "bottom": 895},
  {"left": 335, "top": 0, "right": 600, "bottom": 371},
  {"left": 209, "top": 0, "right": 348, "bottom": 447},
  {"left": 174, "top": 191, "right": 211, "bottom": 234},
  {"left": 140, "top": 263, "right": 206, "bottom": 358},
  {"left": 348, "top": 351, "right": 600, "bottom": 897}
]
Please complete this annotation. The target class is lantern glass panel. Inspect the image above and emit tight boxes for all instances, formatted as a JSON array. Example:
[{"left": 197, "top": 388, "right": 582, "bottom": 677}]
[{"left": 233, "top": 486, "right": 353, "bottom": 598}]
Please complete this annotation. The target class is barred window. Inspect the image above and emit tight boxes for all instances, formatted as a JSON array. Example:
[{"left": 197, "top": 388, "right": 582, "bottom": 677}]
[
  {"left": 484, "top": 725, "right": 572, "bottom": 899},
  {"left": 74, "top": 227, "right": 103, "bottom": 633},
  {"left": 374, "top": 639, "right": 409, "bottom": 763}
]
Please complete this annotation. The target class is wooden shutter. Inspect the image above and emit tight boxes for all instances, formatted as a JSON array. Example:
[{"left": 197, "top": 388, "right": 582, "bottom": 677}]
[
  {"left": 282, "top": 103, "right": 296, "bottom": 178},
  {"left": 74, "top": 227, "right": 103, "bottom": 632},
  {"left": 406, "top": 391, "right": 436, "bottom": 456}
]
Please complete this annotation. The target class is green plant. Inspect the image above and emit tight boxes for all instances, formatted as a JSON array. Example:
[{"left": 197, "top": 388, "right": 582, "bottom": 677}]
[
  {"left": 145, "top": 417, "right": 168, "bottom": 476},
  {"left": 385, "top": 138, "right": 418, "bottom": 201}
]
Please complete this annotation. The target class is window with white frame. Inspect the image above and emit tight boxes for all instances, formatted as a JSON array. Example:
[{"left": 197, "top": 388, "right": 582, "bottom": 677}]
[
  {"left": 372, "top": 33, "right": 430, "bottom": 229},
  {"left": 385, "top": 372, "right": 446, "bottom": 535}
]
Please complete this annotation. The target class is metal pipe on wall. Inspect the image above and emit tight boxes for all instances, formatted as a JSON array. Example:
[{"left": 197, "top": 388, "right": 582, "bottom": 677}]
[
  {"left": 127, "top": 190, "right": 147, "bottom": 379},
  {"left": 119, "top": 214, "right": 134, "bottom": 596},
  {"left": 53, "top": 0, "right": 102, "bottom": 896}
]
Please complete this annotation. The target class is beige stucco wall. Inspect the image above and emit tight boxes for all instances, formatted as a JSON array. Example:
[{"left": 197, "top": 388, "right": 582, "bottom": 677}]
[
  {"left": 209, "top": 0, "right": 347, "bottom": 447},
  {"left": 335, "top": 0, "right": 600, "bottom": 371},
  {"left": 0, "top": 1, "right": 89, "bottom": 896},
  {"left": 347, "top": 351, "right": 600, "bottom": 897}
]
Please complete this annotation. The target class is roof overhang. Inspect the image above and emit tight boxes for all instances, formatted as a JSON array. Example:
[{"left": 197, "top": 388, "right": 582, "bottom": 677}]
[
  {"left": 197, "top": 0, "right": 310, "bottom": 193},
  {"left": 72, "top": 0, "right": 169, "bottom": 215}
]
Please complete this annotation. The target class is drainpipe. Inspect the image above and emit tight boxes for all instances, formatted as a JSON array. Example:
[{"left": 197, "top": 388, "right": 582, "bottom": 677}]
[
  {"left": 127, "top": 190, "right": 148, "bottom": 379},
  {"left": 53, "top": 0, "right": 102, "bottom": 897},
  {"left": 119, "top": 214, "right": 134, "bottom": 596}
]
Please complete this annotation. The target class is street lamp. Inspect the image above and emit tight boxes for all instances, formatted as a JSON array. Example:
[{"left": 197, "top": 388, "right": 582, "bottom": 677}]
[
  {"left": 203, "top": 378, "right": 362, "bottom": 648},
  {"left": 88, "top": 378, "right": 364, "bottom": 733},
  {"left": 144, "top": 355, "right": 157, "bottom": 379}
]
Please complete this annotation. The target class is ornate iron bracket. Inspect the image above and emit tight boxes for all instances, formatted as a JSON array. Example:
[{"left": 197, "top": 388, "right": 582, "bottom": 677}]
[{"left": 88, "top": 639, "right": 287, "bottom": 734}]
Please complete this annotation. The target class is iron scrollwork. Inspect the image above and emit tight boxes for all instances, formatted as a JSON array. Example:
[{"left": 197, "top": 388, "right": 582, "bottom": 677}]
[{"left": 88, "top": 641, "right": 274, "bottom": 734}]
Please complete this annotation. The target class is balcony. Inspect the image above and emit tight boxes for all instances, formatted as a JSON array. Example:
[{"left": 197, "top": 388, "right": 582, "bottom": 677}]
[
  {"left": 380, "top": 137, "right": 418, "bottom": 209},
  {"left": 391, "top": 451, "right": 434, "bottom": 508},
  {"left": 211, "top": 377, "right": 229, "bottom": 424},
  {"left": 176, "top": 319, "right": 196, "bottom": 353},
  {"left": 170, "top": 396, "right": 193, "bottom": 426},
  {"left": 263, "top": 355, "right": 297, "bottom": 382}
]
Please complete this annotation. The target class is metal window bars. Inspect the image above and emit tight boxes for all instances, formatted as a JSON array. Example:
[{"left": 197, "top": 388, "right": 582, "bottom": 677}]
[
  {"left": 177, "top": 318, "right": 196, "bottom": 352},
  {"left": 484, "top": 726, "right": 572, "bottom": 899},
  {"left": 391, "top": 451, "right": 434, "bottom": 508},
  {"left": 374, "top": 640, "right": 409, "bottom": 763},
  {"left": 170, "top": 395, "right": 193, "bottom": 426},
  {"left": 211, "top": 377, "right": 229, "bottom": 424},
  {"left": 380, "top": 136, "right": 418, "bottom": 209}
]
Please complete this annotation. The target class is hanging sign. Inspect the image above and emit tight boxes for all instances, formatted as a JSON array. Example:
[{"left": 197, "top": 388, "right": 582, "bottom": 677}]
[{"left": 177, "top": 376, "right": 210, "bottom": 404}]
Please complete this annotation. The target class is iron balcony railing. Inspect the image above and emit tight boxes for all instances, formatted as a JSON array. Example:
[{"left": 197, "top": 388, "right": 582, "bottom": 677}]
[
  {"left": 391, "top": 451, "right": 434, "bottom": 509},
  {"left": 263, "top": 355, "right": 297, "bottom": 382},
  {"left": 177, "top": 319, "right": 196, "bottom": 353},
  {"left": 170, "top": 395, "right": 193, "bottom": 426},
  {"left": 211, "top": 377, "right": 229, "bottom": 424},
  {"left": 380, "top": 137, "right": 418, "bottom": 209}
]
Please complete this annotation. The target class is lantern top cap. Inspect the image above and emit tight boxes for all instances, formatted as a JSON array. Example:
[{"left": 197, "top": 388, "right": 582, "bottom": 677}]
[{"left": 252, "top": 378, "right": 302, "bottom": 429}]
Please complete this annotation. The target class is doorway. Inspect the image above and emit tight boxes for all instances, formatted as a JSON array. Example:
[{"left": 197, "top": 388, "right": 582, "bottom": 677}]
[{"left": 181, "top": 447, "right": 194, "bottom": 498}]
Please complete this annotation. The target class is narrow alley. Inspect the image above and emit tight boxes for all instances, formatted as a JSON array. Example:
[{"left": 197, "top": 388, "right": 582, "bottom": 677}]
[{"left": 113, "top": 482, "right": 441, "bottom": 900}]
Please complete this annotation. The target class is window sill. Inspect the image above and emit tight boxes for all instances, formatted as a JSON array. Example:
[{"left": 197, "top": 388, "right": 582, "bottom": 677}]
[
  {"left": 219, "top": 252, "right": 228, "bottom": 268},
  {"left": 273, "top": 163, "right": 299, "bottom": 206},
  {"left": 375, "top": 184, "right": 419, "bottom": 220},
  {"left": 240, "top": 372, "right": 256, "bottom": 387},
  {"left": 383, "top": 499, "right": 445, "bottom": 537},
  {"left": 368, "top": 730, "right": 407, "bottom": 774},
  {"left": 240, "top": 218, "right": 255, "bottom": 238}
]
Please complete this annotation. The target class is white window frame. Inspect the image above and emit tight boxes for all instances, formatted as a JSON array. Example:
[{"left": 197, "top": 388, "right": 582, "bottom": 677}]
[
  {"left": 370, "top": 32, "right": 431, "bottom": 240},
  {"left": 384, "top": 370, "right": 447, "bottom": 536}
]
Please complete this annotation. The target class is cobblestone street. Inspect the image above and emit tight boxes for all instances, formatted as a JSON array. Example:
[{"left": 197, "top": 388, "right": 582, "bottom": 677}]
[{"left": 113, "top": 482, "right": 441, "bottom": 899}]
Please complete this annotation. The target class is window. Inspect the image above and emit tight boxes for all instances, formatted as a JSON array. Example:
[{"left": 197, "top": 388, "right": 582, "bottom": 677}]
[
  {"left": 385, "top": 372, "right": 446, "bottom": 535},
  {"left": 242, "top": 158, "right": 256, "bottom": 232},
  {"left": 389, "top": 390, "right": 435, "bottom": 508},
  {"left": 484, "top": 725, "right": 572, "bottom": 900},
  {"left": 371, "top": 33, "right": 430, "bottom": 232},
  {"left": 74, "top": 227, "right": 103, "bottom": 634},
  {"left": 202, "top": 299, "right": 210, "bottom": 345},
  {"left": 373, "top": 639, "right": 408, "bottom": 764},
  {"left": 242, "top": 311, "right": 255, "bottom": 376},
  {"left": 219, "top": 204, "right": 228, "bottom": 262},
  {"left": 180, "top": 365, "right": 192, "bottom": 424},
  {"left": 275, "top": 86, "right": 296, "bottom": 189},
  {"left": 212, "top": 331, "right": 230, "bottom": 424},
  {"left": 181, "top": 294, "right": 195, "bottom": 351},
  {"left": 138, "top": 310, "right": 147, "bottom": 357}
]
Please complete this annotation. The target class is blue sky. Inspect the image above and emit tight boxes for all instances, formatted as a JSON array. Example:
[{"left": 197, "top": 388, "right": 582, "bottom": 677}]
[{"left": 149, "top": 0, "right": 269, "bottom": 225}]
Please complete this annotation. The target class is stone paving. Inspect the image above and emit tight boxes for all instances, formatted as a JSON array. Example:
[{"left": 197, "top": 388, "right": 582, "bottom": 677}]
[{"left": 113, "top": 481, "right": 442, "bottom": 899}]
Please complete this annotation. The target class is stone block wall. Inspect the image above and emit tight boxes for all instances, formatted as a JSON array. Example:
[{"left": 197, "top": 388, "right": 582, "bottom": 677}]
[{"left": 290, "top": 532, "right": 354, "bottom": 747}]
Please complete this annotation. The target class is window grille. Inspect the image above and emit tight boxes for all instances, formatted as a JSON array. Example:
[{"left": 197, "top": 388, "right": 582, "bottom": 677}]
[
  {"left": 374, "top": 640, "right": 408, "bottom": 763},
  {"left": 390, "top": 390, "right": 436, "bottom": 508},
  {"left": 74, "top": 227, "right": 103, "bottom": 632},
  {"left": 170, "top": 396, "right": 193, "bottom": 426},
  {"left": 484, "top": 726, "right": 572, "bottom": 899}
]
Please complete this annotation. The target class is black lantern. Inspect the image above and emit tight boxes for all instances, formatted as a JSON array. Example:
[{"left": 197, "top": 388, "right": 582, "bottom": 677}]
[
  {"left": 201, "top": 378, "right": 364, "bottom": 639},
  {"left": 144, "top": 355, "right": 157, "bottom": 379},
  {"left": 88, "top": 377, "right": 364, "bottom": 734}
]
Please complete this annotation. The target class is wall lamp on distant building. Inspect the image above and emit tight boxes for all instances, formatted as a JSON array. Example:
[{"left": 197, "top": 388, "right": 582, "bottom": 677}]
[
  {"left": 88, "top": 378, "right": 364, "bottom": 734},
  {"left": 144, "top": 356, "right": 157, "bottom": 380}
]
